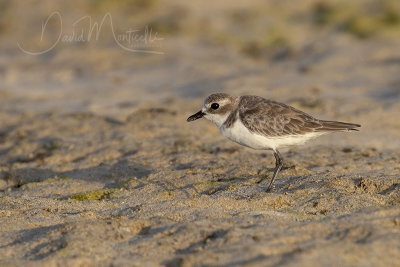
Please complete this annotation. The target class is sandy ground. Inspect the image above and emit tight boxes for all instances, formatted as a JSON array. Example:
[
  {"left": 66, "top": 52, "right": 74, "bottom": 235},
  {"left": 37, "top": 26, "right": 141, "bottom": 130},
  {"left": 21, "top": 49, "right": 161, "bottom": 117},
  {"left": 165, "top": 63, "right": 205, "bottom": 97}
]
[{"left": 1, "top": 0, "right": 400, "bottom": 266}]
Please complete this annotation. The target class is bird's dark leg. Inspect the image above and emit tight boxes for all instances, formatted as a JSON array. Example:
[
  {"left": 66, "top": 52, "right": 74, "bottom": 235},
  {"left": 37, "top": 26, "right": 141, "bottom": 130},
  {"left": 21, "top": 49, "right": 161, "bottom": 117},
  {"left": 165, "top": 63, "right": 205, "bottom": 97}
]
[{"left": 266, "top": 150, "right": 283, "bottom": 192}]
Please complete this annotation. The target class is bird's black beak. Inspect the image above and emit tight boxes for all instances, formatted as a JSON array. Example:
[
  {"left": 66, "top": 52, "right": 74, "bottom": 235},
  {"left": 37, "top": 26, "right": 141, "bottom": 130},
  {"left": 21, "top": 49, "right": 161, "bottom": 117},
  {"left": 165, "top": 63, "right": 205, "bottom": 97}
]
[{"left": 187, "top": 110, "right": 204, "bottom": 122}]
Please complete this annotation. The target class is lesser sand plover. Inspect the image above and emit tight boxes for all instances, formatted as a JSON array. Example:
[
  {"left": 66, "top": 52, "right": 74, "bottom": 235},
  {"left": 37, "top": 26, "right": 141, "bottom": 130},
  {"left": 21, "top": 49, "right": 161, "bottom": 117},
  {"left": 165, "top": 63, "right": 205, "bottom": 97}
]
[{"left": 187, "top": 93, "right": 360, "bottom": 192}]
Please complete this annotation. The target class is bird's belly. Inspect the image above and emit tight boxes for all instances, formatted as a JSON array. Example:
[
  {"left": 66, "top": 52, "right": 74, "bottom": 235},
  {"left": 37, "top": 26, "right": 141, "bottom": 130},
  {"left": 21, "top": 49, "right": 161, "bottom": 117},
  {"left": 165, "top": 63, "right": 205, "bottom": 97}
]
[
  {"left": 220, "top": 121, "right": 323, "bottom": 150},
  {"left": 220, "top": 121, "right": 274, "bottom": 150}
]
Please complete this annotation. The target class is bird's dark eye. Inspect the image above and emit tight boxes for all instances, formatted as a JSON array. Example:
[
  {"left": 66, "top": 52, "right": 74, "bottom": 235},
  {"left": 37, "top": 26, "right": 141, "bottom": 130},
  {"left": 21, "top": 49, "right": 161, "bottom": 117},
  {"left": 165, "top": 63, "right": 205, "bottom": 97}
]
[{"left": 211, "top": 103, "right": 219, "bottom": 110}]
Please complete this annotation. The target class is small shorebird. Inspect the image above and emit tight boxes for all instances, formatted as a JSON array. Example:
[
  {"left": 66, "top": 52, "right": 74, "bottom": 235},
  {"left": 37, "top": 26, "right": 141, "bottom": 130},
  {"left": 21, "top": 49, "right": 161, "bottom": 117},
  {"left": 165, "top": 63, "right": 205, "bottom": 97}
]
[{"left": 187, "top": 93, "right": 360, "bottom": 192}]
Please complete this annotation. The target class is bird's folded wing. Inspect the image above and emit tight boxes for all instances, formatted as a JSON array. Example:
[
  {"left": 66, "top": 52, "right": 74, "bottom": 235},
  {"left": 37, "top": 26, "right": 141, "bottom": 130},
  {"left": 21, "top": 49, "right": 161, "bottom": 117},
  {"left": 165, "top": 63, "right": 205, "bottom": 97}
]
[{"left": 238, "top": 96, "right": 323, "bottom": 137}]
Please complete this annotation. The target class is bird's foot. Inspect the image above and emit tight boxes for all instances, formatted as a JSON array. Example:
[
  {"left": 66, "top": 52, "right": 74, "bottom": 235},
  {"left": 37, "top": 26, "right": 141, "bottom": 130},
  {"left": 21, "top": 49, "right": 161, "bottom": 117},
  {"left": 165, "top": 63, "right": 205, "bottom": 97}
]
[{"left": 265, "top": 185, "right": 274, "bottom": 193}]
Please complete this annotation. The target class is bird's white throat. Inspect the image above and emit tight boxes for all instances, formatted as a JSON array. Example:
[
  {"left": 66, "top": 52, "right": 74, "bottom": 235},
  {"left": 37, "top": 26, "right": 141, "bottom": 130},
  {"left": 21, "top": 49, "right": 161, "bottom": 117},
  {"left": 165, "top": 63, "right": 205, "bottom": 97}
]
[{"left": 203, "top": 110, "right": 230, "bottom": 127}]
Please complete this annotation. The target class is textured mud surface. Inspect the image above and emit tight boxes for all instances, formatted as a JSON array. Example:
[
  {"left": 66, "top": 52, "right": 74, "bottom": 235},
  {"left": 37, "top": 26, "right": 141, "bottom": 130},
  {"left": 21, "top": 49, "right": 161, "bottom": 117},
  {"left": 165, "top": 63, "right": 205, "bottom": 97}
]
[{"left": 1, "top": 0, "right": 400, "bottom": 266}]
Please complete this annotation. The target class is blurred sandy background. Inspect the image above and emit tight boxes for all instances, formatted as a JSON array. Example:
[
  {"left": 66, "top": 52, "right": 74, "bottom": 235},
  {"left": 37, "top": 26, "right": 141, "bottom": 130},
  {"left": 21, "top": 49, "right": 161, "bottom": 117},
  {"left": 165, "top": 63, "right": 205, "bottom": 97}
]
[{"left": 1, "top": 0, "right": 400, "bottom": 266}]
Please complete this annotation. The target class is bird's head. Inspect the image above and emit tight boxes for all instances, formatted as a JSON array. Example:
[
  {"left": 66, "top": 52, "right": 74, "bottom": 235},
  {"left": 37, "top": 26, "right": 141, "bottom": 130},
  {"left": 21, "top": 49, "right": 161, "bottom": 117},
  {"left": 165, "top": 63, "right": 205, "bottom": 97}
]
[{"left": 187, "top": 93, "right": 237, "bottom": 127}]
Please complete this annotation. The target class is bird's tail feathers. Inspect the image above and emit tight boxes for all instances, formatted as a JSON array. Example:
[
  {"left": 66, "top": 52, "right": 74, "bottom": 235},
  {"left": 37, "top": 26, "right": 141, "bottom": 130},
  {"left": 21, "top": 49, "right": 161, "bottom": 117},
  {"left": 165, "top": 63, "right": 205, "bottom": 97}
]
[{"left": 318, "top": 120, "right": 361, "bottom": 132}]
